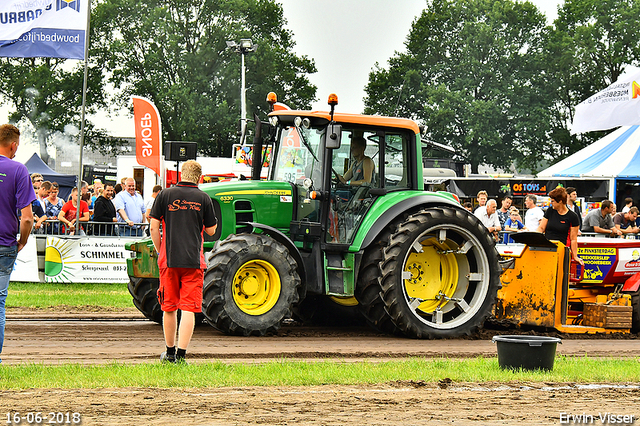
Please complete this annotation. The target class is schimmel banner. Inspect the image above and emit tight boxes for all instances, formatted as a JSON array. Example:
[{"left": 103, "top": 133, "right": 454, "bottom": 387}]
[
  {"left": 44, "top": 236, "right": 138, "bottom": 283},
  {"left": 0, "top": 0, "right": 89, "bottom": 59}
]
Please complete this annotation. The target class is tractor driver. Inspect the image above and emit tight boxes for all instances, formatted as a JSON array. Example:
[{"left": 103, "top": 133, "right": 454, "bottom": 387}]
[{"left": 337, "top": 136, "right": 375, "bottom": 187}]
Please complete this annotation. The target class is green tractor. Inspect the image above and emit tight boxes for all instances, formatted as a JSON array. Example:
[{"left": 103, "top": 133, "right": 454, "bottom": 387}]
[{"left": 127, "top": 94, "right": 501, "bottom": 338}]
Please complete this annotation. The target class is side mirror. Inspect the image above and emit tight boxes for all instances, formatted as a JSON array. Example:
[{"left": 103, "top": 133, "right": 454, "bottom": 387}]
[
  {"left": 260, "top": 121, "right": 271, "bottom": 136},
  {"left": 251, "top": 113, "right": 263, "bottom": 181},
  {"left": 326, "top": 123, "right": 342, "bottom": 149}
]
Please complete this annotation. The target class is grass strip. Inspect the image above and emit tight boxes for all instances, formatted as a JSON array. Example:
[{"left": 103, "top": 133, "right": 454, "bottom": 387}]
[
  {"left": 7, "top": 283, "right": 131, "bottom": 309},
  {"left": 0, "top": 357, "right": 638, "bottom": 390}
]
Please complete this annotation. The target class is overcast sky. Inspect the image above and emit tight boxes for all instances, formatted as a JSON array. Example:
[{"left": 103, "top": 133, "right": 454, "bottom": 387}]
[
  {"left": 5, "top": 0, "right": 563, "bottom": 162},
  {"left": 275, "top": 0, "right": 561, "bottom": 113}
]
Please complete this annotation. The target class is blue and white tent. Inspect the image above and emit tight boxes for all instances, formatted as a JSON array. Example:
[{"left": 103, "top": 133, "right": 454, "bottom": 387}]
[
  {"left": 538, "top": 126, "right": 640, "bottom": 178},
  {"left": 538, "top": 126, "right": 640, "bottom": 203}
]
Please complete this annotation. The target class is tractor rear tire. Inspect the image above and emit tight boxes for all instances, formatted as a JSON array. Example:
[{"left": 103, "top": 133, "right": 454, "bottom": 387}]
[
  {"left": 379, "top": 207, "right": 501, "bottom": 338},
  {"left": 356, "top": 228, "right": 402, "bottom": 336},
  {"left": 202, "top": 233, "right": 301, "bottom": 336},
  {"left": 128, "top": 277, "right": 162, "bottom": 324}
]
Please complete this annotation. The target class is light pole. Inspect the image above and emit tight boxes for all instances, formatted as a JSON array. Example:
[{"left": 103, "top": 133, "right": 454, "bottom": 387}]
[{"left": 226, "top": 38, "right": 257, "bottom": 143}]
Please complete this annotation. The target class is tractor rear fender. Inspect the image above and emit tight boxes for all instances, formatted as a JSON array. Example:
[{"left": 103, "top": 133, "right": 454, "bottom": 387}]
[
  {"left": 623, "top": 272, "right": 640, "bottom": 292},
  {"left": 358, "top": 194, "right": 463, "bottom": 251},
  {"left": 242, "top": 222, "right": 307, "bottom": 285}
]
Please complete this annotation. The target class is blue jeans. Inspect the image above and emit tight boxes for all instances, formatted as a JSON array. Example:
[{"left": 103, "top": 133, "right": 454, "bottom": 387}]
[{"left": 0, "top": 245, "right": 18, "bottom": 363}]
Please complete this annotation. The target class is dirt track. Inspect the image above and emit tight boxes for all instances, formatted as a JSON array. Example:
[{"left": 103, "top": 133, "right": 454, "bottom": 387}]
[
  {"left": 3, "top": 311, "right": 640, "bottom": 365},
  {"left": 2, "top": 309, "right": 640, "bottom": 425},
  {"left": 2, "top": 384, "right": 640, "bottom": 426}
]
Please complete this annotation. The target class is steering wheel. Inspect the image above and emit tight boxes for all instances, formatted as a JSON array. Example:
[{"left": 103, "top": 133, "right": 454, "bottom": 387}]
[{"left": 331, "top": 167, "right": 342, "bottom": 181}]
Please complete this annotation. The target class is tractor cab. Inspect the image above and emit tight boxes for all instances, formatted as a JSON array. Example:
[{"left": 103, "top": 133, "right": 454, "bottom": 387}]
[{"left": 261, "top": 94, "right": 420, "bottom": 248}]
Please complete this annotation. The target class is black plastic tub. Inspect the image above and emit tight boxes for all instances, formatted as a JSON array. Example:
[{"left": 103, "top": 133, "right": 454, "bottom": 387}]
[{"left": 492, "top": 335, "right": 562, "bottom": 371}]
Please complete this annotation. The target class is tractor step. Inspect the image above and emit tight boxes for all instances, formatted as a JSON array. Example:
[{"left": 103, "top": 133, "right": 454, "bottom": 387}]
[{"left": 325, "top": 253, "right": 354, "bottom": 296}]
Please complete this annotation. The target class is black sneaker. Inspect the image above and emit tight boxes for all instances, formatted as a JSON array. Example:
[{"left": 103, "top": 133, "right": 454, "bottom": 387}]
[
  {"left": 160, "top": 351, "right": 176, "bottom": 364},
  {"left": 175, "top": 356, "right": 188, "bottom": 365}
]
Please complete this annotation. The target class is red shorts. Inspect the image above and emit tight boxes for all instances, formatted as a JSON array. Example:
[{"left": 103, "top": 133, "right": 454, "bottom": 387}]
[{"left": 158, "top": 267, "right": 204, "bottom": 313}]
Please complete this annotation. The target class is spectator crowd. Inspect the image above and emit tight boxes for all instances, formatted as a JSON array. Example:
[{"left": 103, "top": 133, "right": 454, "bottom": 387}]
[
  {"left": 470, "top": 188, "right": 640, "bottom": 243},
  {"left": 27, "top": 174, "right": 161, "bottom": 237},
  {"left": 27, "top": 174, "right": 640, "bottom": 242}
]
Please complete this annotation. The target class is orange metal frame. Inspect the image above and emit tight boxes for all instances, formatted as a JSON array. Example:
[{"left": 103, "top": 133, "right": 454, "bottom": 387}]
[{"left": 497, "top": 242, "right": 629, "bottom": 334}]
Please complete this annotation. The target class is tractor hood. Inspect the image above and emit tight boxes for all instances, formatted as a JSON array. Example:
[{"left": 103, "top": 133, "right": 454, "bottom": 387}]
[
  {"left": 200, "top": 179, "right": 293, "bottom": 198},
  {"left": 200, "top": 180, "right": 296, "bottom": 241}
]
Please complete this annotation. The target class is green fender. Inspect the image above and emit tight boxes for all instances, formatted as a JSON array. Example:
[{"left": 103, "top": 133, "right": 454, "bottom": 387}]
[{"left": 349, "top": 191, "right": 463, "bottom": 252}]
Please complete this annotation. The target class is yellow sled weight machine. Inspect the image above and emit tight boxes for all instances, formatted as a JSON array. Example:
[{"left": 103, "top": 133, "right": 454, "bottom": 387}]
[{"left": 496, "top": 232, "right": 634, "bottom": 334}]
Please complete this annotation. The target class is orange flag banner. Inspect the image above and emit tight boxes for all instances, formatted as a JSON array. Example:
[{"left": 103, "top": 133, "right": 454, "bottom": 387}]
[{"left": 132, "top": 96, "right": 162, "bottom": 176}]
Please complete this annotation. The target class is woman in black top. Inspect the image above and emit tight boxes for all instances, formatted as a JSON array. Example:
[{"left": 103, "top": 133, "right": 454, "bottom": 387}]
[
  {"left": 537, "top": 187, "right": 584, "bottom": 266},
  {"left": 93, "top": 185, "right": 117, "bottom": 235}
]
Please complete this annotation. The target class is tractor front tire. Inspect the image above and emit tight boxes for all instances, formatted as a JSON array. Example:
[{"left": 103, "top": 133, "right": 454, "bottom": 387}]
[
  {"left": 128, "top": 277, "right": 206, "bottom": 325},
  {"left": 380, "top": 207, "right": 501, "bottom": 338},
  {"left": 202, "top": 233, "right": 301, "bottom": 336},
  {"left": 128, "top": 277, "right": 162, "bottom": 324}
]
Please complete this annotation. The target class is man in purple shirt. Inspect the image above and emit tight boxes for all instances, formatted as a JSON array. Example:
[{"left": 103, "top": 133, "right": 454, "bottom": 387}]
[{"left": 0, "top": 124, "right": 35, "bottom": 363}]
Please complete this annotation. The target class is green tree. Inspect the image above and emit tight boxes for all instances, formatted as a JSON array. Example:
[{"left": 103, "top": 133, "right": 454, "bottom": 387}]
[
  {"left": 0, "top": 57, "right": 110, "bottom": 165},
  {"left": 92, "top": 0, "right": 317, "bottom": 157},
  {"left": 364, "top": 0, "right": 550, "bottom": 174},
  {"left": 545, "top": 0, "right": 640, "bottom": 159}
]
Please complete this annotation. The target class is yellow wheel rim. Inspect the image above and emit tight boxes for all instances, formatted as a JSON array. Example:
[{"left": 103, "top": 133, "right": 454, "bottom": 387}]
[
  {"left": 403, "top": 237, "right": 459, "bottom": 313},
  {"left": 232, "top": 260, "right": 281, "bottom": 315},
  {"left": 329, "top": 296, "right": 359, "bottom": 307}
]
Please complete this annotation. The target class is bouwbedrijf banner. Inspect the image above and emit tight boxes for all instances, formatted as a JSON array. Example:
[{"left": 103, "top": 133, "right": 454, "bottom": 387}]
[{"left": 0, "top": 0, "right": 89, "bottom": 59}]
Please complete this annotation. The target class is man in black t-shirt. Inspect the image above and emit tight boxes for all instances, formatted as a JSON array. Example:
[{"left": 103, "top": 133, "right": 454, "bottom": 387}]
[
  {"left": 149, "top": 161, "right": 217, "bottom": 364},
  {"left": 497, "top": 196, "right": 512, "bottom": 230},
  {"left": 565, "top": 187, "right": 582, "bottom": 232}
]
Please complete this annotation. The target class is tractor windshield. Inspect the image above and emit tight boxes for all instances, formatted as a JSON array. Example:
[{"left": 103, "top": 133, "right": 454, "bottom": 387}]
[
  {"left": 272, "top": 126, "right": 324, "bottom": 186},
  {"left": 271, "top": 125, "right": 325, "bottom": 224}
]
